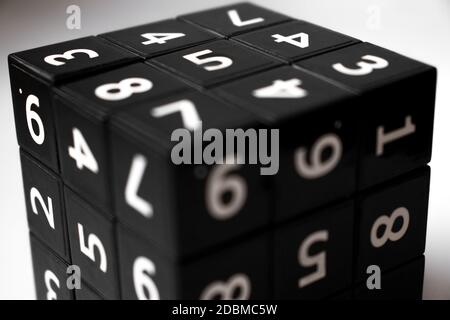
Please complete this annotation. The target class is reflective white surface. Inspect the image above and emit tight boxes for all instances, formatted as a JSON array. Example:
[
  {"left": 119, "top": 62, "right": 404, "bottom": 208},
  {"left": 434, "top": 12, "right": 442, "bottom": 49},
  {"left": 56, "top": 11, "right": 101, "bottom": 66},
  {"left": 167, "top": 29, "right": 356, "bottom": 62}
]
[{"left": 0, "top": 0, "right": 449, "bottom": 299}]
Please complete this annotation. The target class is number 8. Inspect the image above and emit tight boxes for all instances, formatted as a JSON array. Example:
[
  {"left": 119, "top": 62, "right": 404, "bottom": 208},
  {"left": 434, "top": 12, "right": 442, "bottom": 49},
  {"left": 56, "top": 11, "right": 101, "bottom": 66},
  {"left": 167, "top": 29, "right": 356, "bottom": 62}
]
[
  {"left": 370, "top": 207, "right": 410, "bottom": 248},
  {"left": 95, "top": 77, "right": 152, "bottom": 101}
]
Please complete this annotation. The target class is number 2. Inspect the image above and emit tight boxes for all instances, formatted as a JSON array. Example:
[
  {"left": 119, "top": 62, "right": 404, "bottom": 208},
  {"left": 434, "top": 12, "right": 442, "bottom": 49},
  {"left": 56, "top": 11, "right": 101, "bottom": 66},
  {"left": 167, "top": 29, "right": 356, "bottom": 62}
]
[
  {"left": 333, "top": 55, "right": 389, "bottom": 76},
  {"left": 30, "top": 187, "right": 55, "bottom": 229}
]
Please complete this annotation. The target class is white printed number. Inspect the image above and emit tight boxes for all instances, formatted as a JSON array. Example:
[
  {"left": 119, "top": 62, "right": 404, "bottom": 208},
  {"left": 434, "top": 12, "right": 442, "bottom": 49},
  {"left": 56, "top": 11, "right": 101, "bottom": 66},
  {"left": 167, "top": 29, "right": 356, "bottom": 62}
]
[
  {"left": 44, "top": 270, "right": 60, "bottom": 300},
  {"left": 272, "top": 32, "right": 309, "bottom": 49},
  {"left": 125, "top": 154, "right": 153, "bottom": 218},
  {"left": 44, "top": 49, "right": 99, "bottom": 66},
  {"left": 377, "top": 116, "right": 416, "bottom": 156},
  {"left": 133, "top": 256, "right": 160, "bottom": 300},
  {"left": 151, "top": 99, "right": 201, "bottom": 131},
  {"left": 26, "top": 94, "right": 45, "bottom": 145},
  {"left": 95, "top": 77, "right": 152, "bottom": 101},
  {"left": 183, "top": 50, "right": 233, "bottom": 71},
  {"left": 68, "top": 128, "right": 99, "bottom": 173},
  {"left": 227, "top": 9, "right": 264, "bottom": 27},
  {"left": 201, "top": 273, "right": 251, "bottom": 300},
  {"left": 30, "top": 187, "right": 55, "bottom": 229},
  {"left": 253, "top": 78, "right": 308, "bottom": 99},
  {"left": 298, "top": 230, "right": 329, "bottom": 288},
  {"left": 333, "top": 55, "right": 389, "bottom": 76},
  {"left": 295, "top": 134, "right": 342, "bottom": 179},
  {"left": 206, "top": 155, "right": 247, "bottom": 220},
  {"left": 141, "top": 33, "right": 185, "bottom": 45},
  {"left": 371, "top": 207, "right": 410, "bottom": 248},
  {"left": 77, "top": 223, "right": 107, "bottom": 273}
]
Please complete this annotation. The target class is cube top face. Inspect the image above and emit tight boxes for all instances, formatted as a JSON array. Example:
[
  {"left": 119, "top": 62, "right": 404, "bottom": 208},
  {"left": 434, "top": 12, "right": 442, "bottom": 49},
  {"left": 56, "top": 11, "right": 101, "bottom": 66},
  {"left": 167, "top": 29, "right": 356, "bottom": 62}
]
[
  {"left": 179, "top": 2, "right": 291, "bottom": 37},
  {"left": 57, "top": 62, "right": 188, "bottom": 119},
  {"left": 111, "top": 90, "right": 259, "bottom": 153},
  {"left": 234, "top": 20, "right": 360, "bottom": 62},
  {"left": 297, "top": 42, "right": 436, "bottom": 93},
  {"left": 215, "top": 65, "right": 355, "bottom": 124},
  {"left": 9, "top": 36, "right": 138, "bottom": 84},
  {"left": 152, "top": 39, "right": 282, "bottom": 87},
  {"left": 100, "top": 19, "right": 219, "bottom": 59}
]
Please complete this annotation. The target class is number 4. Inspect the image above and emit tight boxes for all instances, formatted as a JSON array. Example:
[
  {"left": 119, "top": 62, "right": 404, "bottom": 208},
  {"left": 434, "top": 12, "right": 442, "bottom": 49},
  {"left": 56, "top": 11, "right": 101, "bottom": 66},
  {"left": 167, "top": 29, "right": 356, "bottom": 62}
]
[
  {"left": 68, "top": 128, "right": 99, "bottom": 173},
  {"left": 140, "top": 33, "right": 185, "bottom": 45}
]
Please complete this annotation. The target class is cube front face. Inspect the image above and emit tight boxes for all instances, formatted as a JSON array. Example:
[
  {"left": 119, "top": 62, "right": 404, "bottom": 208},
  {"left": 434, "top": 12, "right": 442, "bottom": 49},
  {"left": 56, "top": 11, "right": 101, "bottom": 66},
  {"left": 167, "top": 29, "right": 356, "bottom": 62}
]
[
  {"left": 9, "top": 3, "right": 436, "bottom": 300},
  {"left": 118, "top": 225, "right": 271, "bottom": 299}
]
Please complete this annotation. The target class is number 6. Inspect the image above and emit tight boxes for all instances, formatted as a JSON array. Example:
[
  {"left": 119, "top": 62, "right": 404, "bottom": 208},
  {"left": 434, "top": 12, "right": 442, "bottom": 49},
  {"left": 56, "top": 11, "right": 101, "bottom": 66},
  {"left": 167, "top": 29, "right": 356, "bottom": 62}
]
[
  {"left": 133, "top": 256, "right": 160, "bottom": 300},
  {"left": 205, "top": 155, "right": 247, "bottom": 220},
  {"left": 26, "top": 94, "right": 45, "bottom": 145}
]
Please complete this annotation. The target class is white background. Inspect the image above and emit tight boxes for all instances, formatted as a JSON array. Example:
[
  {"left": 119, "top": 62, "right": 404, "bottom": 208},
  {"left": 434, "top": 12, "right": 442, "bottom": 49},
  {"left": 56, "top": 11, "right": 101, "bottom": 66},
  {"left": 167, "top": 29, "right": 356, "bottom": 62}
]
[{"left": 0, "top": 0, "right": 449, "bottom": 299}]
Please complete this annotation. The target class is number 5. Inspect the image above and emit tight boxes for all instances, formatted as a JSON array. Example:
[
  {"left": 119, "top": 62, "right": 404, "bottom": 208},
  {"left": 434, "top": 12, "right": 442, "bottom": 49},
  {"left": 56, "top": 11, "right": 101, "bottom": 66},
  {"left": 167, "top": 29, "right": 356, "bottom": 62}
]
[
  {"left": 183, "top": 49, "right": 233, "bottom": 71},
  {"left": 77, "top": 223, "right": 107, "bottom": 272}
]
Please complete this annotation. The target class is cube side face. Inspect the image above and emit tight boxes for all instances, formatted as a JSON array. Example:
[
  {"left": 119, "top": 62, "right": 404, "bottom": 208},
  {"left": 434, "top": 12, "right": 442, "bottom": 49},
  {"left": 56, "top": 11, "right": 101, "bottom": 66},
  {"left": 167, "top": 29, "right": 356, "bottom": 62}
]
[
  {"left": 64, "top": 188, "right": 121, "bottom": 299},
  {"left": 109, "top": 127, "right": 178, "bottom": 257},
  {"left": 30, "top": 234, "right": 74, "bottom": 300},
  {"left": 180, "top": 234, "right": 271, "bottom": 299},
  {"left": 357, "top": 69, "right": 436, "bottom": 188},
  {"left": 355, "top": 167, "right": 430, "bottom": 281},
  {"left": 20, "top": 149, "right": 70, "bottom": 261},
  {"left": 273, "top": 201, "right": 354, "bottom": 299},
  {"left": 9, "top": 63, "right": 60, "bottom": 171},
  {"left": 117, "top": 224, "right": 178, "bottom": 300}
]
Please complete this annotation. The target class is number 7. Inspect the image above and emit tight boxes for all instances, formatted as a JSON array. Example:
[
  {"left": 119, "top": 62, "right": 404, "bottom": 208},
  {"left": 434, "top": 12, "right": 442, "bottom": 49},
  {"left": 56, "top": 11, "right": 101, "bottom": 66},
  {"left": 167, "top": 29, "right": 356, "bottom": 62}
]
[{"left": 150, "top": 99, "right": 201, "bottom": 131}]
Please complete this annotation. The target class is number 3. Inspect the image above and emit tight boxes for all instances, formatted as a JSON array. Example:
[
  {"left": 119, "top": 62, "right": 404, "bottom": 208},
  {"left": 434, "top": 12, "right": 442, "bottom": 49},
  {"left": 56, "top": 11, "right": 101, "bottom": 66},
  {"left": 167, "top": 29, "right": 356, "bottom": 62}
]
[
  {"left": 332, "top": 55, "right": 389, "bottom": 76},
  {"left": 44, "top": 49, "right": 99, "bottom": 66},
  {"left": 44, "top": 270, "right": 60, "bottom": 300}
]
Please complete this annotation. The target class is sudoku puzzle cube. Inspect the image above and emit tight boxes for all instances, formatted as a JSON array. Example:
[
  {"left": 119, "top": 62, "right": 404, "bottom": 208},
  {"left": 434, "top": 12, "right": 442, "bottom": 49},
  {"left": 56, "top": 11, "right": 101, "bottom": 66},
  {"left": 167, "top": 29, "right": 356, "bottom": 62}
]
[{"left": 9, "top": 2, "right": 436, "bottom": 300}]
